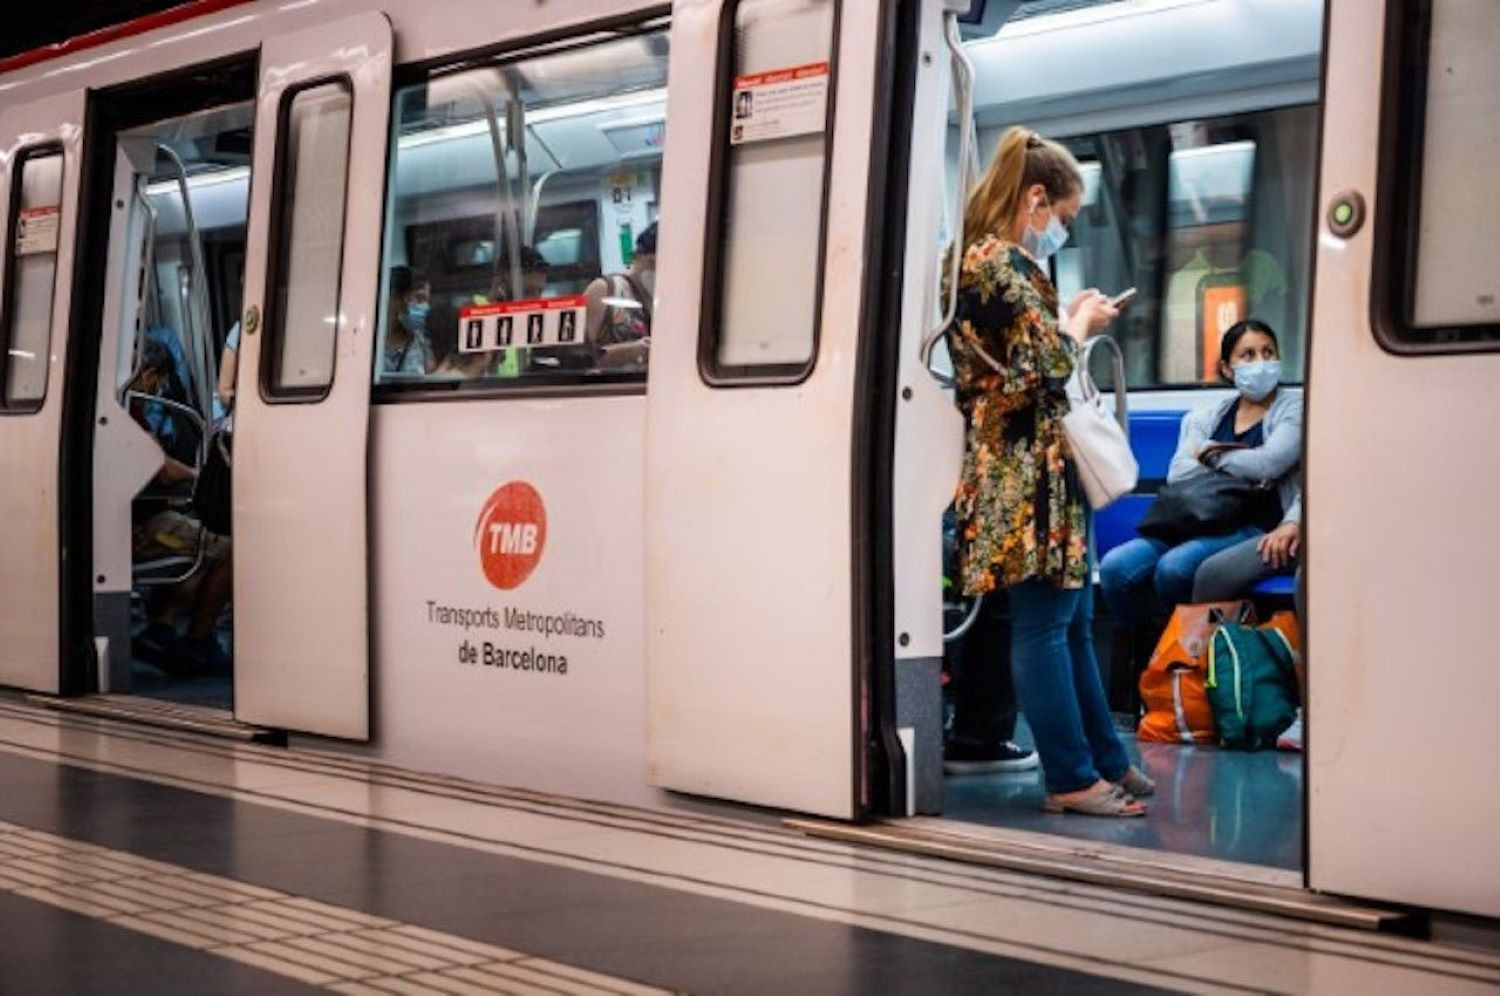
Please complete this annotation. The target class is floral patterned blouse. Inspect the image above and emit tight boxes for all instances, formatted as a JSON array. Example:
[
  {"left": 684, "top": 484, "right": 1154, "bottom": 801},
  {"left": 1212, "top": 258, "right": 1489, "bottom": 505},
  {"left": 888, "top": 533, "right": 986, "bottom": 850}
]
[{"left": 949, "top": 236, "right": 1089, "bottom": 594}]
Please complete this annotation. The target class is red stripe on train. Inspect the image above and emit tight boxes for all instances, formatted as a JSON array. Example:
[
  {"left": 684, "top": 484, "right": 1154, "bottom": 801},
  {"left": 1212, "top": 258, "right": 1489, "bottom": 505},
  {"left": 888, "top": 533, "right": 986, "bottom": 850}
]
[{"left": 0, "top": 0, "right": 255, "bottom": 77}]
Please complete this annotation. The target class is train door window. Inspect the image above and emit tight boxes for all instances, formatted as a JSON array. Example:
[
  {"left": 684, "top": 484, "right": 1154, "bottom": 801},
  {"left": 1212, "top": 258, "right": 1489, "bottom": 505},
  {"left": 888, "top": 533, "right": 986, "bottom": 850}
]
[
  {"left": 2, "top": 147, "right": 64, "bottom": 410},
  {"left": 700, "top": 0, "right": 837, "bottom": 383},
  {"left": 1377, "top": 0, "right": 1500, "bottom": 347},
  {"left": 265, "top": 81, "right": 353, "bottom": 399},
  {"left": 1049, "top": 106, "right": 1319, "bottom": 388},
  {"left": 376, "top": 23, "right": 669, "bottom": 392}
]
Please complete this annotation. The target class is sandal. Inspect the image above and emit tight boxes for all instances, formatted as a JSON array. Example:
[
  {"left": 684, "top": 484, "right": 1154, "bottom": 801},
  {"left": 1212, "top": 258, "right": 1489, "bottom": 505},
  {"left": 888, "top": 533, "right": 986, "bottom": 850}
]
[
  {"left": 1114, "top": 767, "right": 1156, "bottom": 798},
  {"left": 1043, "top": 782, "right": 1147, "bottom": 818}
]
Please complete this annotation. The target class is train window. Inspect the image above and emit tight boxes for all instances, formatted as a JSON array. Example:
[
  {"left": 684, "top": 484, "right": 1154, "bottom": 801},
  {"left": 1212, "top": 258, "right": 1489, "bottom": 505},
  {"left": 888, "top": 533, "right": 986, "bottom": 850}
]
[
  {"left": 376, "top": 26, "right": 669, "bottom": 392},
  {"left": 1, "top": 146, "right": 64, "bottom": 411},
  {"left": 264, "top": 80, "right": 352, "bottom": 400},
  {"left": 701, "top": 0, "right": 837, "bottom": 384},
  {"left": 1376, "top": 0, "right": 1500, "bottom": 349},
  {"left": 1047, "top": 106, "right": 1318, "bottom": 389}
]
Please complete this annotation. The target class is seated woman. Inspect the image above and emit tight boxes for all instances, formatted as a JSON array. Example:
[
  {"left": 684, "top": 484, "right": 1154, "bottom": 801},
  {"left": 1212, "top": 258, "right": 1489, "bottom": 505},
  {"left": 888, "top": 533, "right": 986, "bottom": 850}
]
[{"left": 1099, "top": 319, "right": 1302, "bottom": 627}]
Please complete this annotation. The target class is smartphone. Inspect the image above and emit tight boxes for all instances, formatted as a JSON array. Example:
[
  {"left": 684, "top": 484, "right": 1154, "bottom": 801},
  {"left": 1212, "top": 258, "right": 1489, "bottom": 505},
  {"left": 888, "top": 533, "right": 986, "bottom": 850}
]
[{"left": 1108, "top": 287, "right": 1138, "bottom": 307}]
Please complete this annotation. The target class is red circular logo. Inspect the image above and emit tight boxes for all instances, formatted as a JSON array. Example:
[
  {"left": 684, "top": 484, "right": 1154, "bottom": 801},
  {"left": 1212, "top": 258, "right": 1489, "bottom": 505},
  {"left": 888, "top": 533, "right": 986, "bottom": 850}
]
[{"left": 475, "top": 481, "right": 547, "bottom": 590}]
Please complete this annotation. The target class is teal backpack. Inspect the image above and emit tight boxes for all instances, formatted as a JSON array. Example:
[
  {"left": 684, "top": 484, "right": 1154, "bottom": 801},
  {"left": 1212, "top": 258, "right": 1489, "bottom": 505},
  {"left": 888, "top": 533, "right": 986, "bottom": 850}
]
[{"left": 1205, "top": 623, "right": 1300, "bottom": 750}]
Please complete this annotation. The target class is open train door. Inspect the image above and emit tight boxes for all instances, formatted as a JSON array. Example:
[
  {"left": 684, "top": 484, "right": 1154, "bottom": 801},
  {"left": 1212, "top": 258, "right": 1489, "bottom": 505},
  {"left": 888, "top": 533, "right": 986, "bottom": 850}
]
[
  {"left": 646, "top": 0, "right": 903, "bottom": 818},
  {"left": 0, "top": 91, "right": 86, "bottom": 695},
  {"left": 1308, "top": 0, "right": 1500, "bottom": 917},
  {"left": 232, "top": 13, "right": 392, "bottom": 738}
]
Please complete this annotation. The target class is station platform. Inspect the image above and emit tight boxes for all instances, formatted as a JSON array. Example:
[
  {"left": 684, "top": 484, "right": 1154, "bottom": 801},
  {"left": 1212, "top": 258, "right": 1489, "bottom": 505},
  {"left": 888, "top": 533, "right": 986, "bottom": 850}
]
[{"left": 0, "top": 697, "right": 1495, "bottom": 994}]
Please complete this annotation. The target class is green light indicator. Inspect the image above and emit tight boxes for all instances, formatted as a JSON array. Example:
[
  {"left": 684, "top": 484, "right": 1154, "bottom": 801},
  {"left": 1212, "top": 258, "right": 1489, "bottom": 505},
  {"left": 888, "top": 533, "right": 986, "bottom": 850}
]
[{"left": 1333, "top": 201, "right": 1353, "bottom": 225}]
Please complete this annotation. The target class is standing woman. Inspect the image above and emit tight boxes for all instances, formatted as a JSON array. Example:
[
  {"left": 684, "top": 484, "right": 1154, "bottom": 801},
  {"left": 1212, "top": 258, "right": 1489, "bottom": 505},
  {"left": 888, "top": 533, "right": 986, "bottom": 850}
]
[{"left": 948, "top": 127, "right": 1152, "bottom": 817}]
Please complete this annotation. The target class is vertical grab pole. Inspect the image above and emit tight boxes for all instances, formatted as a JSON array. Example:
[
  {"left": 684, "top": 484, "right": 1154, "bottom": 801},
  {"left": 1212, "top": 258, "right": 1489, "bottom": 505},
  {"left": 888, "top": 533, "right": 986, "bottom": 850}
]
[{"left": 918, "top": 11, "right": 978, "bottom": 371}]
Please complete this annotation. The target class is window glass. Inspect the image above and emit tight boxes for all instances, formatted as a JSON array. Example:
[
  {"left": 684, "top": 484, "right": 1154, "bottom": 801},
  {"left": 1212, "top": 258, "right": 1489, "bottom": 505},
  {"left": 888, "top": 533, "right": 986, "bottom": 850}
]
[
  {"left": 1393, "top": 0, "right": 1500, "bottom": 341},
  {"left": 3, "top": 148, "right": 64, "bottom": 409},
  {"left": 1045, "top": 106, "right": 1318, "bottom": 389},
  {"left": 267, "top": 81, "right": 352, "bottom": 398},
  {"left": 707, "top": 0, "right": 836, "bottom": 378},
  {"left": 377, "top": 28, "right": 669, "bottom": 390}
]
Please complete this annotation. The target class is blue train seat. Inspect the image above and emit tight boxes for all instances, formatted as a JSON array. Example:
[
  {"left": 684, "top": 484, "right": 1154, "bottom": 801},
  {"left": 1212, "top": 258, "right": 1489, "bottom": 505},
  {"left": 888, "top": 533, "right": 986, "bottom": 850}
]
[{"left": 1095, "top": 409, "right": 1295, "bottom": 601}]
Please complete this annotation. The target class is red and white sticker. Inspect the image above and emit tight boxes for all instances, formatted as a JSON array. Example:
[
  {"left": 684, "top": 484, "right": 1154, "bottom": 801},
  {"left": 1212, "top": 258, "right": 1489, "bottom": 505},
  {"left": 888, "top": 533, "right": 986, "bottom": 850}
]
[
  {"left": 457, "top": 295, "right": 587, "bottom": 353},
  {"left": 15, "top": 205, "right": 60, "bottom": 256},
  {"left": 730, "top": 61, "right": 830, "bottom": 146},
  {"left": 475, "top": 481, "right": 547, "bottom": 591}
]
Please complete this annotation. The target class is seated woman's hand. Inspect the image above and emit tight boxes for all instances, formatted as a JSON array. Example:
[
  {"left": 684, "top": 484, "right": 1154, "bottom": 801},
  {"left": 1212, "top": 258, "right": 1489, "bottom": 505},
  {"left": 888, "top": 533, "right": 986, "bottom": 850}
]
[{"left": 1256, "top": 522, "right": 1300, "bottom": 569}]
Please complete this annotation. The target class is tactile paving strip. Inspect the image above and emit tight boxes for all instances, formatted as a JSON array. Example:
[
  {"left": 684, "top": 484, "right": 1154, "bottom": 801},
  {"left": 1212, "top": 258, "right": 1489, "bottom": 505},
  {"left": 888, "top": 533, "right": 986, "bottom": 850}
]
[{"left": 0, "top": 820, "right": 674, "bottom": 994}]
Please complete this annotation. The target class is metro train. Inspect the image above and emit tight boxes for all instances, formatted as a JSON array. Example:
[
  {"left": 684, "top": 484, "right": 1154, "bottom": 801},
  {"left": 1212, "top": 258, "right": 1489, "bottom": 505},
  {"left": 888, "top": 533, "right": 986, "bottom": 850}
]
[{"left": 0, "top": 0, "right": 1495, "bottom": 930}]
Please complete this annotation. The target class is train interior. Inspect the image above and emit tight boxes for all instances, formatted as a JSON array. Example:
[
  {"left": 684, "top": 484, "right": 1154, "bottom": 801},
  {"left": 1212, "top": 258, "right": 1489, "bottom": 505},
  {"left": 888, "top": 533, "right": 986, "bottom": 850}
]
[
  {"left": 921, "top": 0, "right": 1322, "bottom": 873},
  {"left": 376, "top": 28, "right": 667, "bottom": 388},
  {"left": 93, "top": 99, "right": 253, "bottom": 710}
]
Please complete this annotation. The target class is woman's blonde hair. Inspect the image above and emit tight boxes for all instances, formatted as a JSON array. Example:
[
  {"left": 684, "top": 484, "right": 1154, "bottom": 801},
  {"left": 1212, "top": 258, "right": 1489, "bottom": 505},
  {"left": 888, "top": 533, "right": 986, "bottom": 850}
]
[{"left": 962, "top": 127, "right": 1083, "bottom": 250}]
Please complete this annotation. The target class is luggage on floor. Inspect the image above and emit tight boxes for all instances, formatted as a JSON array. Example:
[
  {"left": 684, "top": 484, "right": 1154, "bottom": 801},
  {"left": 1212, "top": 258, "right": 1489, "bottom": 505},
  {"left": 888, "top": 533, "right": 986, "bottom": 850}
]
[
  {"left": 1138, "top": 600, "right": 1256, "bottom": 745},
  {"left": 1206, "top": 620, "right": 1300, "bottom": 750}
]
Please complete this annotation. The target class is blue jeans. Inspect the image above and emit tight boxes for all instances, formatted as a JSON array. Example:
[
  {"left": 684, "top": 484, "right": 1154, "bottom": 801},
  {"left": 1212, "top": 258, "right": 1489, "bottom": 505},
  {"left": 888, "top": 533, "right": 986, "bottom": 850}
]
[
  {"left": 1009, "top": 577, "right": 1131, "bottom": 794},
  {"left": 1097, "top": 527, "right": 1262, "bottom": 628}
]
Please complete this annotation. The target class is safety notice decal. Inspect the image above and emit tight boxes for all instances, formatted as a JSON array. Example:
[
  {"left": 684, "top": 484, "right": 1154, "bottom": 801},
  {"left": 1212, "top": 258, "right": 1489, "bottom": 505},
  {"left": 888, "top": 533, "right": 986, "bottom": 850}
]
[
  {"left": 730, "top": 61, "right": 830, "bottom": 146},
  {"left": 458, "top": 295, "right": 586, "bottom": 353},
  {"left": 15, "top": 205, "right": 59, "bottom": 256}
]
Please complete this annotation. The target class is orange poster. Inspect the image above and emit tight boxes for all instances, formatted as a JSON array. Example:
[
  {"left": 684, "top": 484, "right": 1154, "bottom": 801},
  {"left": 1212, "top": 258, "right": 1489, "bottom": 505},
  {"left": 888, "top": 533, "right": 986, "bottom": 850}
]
[{"left": 1201, "top": 284, "right": 1246, "bottom": 381}]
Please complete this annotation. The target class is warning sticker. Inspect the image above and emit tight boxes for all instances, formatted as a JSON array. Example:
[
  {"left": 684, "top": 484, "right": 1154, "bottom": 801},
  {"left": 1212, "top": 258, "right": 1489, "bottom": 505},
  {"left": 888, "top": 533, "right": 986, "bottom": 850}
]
[
  {"left": 15, "top": 205, "right": 60, "bottom": 256},
  {"left": 458, "top": 295, "right": 587, "bottom": 353},
  {"left": 729, "top": 61, "right": 830, "bottom": 146}
]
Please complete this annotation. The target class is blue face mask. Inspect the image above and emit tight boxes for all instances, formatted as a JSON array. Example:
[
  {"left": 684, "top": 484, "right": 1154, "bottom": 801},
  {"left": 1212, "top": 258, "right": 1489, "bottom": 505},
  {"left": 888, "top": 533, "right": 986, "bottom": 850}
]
[
  {"left": 404, "top": 301, "right": 430, "bottom": 333},
  {"left": 1233, "top": 359, "right": 1282, "bottom": 402},
  {"left": 1021, "top": 205, "right": 1070, "bottom": 260}
]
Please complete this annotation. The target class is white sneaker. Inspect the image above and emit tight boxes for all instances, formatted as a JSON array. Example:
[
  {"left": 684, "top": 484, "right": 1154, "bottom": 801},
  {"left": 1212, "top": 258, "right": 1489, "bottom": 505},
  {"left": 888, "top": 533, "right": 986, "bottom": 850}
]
[{"left": 1277, "top": 711, "right": 1303, "bottom": 752}]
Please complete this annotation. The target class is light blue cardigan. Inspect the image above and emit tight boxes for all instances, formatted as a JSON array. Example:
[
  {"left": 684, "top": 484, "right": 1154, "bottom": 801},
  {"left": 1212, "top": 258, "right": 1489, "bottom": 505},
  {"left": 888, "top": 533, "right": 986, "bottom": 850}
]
[{"left": 1166, "top": 389, "right": 1303, "bottom": 525}]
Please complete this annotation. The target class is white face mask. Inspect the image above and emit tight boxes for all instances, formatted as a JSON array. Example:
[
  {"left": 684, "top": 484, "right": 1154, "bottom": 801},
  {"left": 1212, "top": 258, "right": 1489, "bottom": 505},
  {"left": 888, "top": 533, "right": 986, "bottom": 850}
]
[
  {"left": 1021, "top": 199, "right": 1069, "bottom": 259},
  {"left": 639, "top": 269, "right": 656, "bottom": 295}
]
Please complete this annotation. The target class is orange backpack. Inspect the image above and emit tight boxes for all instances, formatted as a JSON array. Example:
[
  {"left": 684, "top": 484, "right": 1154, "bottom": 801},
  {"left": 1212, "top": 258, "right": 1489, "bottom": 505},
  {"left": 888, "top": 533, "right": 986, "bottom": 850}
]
[{"left": 1138, "top": 601, "right": 1256, "bottom": 744}]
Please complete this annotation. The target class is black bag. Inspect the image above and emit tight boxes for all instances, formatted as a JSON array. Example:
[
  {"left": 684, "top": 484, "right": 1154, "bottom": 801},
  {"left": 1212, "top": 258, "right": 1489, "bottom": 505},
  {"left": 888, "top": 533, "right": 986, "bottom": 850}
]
[
  {"left": 193, "top": 429, "right": 233, "bottom": 537},
  {"left": 1137, "top": 473, "right": 1281, "bottom": 544}
]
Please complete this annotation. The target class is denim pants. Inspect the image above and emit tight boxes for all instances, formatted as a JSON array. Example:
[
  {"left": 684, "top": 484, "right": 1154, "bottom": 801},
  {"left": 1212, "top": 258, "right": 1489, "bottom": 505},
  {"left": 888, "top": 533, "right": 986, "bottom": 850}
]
[
  {"left": 1008, "top": 577, "right": 1131, "bottom": 794},
  {"left": 1097, "top": 527, "right": 1262, "bottom": 627}
]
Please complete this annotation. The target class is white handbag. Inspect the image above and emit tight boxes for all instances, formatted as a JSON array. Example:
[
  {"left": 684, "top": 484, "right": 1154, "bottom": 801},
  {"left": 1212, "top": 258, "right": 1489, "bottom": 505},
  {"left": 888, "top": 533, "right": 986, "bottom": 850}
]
[{"left": 1061, "top": 335, "right": 1138, "bottom": 509}]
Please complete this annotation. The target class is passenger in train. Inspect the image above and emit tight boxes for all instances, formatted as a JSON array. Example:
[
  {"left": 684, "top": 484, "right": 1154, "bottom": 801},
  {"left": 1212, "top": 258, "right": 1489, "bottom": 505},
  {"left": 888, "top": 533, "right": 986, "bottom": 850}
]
[
  {"left": 1098, "top": 319, "right": 1302, "bottom": 624},
  {"left": 382, "top": 265, "right": 434, "bottom": 376},
  {"left": 490, "top": 245, "right": 550, "bottom": 303},
  {"left": 127, "top": 339, "right": 233, "bottom": 675},
  {"left": 584, "top": 222, "right": 654, "bottom": 370},
  {"left": 948, "top": 127, "right": 1150, "bottom": 817},
  {"left": 215, "top": 321, "right": 240, "bottom": 416}
]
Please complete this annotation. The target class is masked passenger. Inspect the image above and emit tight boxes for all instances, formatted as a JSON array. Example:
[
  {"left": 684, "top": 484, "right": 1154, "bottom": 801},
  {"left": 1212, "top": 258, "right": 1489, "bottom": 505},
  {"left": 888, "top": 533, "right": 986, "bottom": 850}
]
[
  {"left": 584, "top": 222, "right": 655, "bottom": 370},
  {"left": 382, "top": 265, "right": 433, "bottom": 376},
  {"left": 947, "top": 126, "right": 1150, "bottom": 817},
  {"left": 1099, "top": 319, "right": 1303, "bottom": 624}
]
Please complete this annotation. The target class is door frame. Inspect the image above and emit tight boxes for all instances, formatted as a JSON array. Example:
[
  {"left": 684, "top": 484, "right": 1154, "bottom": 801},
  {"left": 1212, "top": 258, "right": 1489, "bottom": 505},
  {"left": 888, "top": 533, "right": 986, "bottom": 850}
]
[{"left": 62, "top": 54, "right": 261, "bottom": 697}]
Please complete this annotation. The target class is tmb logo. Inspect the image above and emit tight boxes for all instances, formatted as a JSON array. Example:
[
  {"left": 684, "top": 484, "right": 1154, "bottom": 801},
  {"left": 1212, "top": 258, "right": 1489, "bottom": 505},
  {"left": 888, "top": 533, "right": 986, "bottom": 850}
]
[{"left": 475, "top": 481, "right": 547, "bottom": 590}]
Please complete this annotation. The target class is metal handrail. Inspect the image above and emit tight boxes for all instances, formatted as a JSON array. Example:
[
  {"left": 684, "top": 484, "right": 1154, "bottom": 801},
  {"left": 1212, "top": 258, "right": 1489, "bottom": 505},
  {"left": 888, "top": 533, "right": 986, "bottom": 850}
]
[
  {"left": 124, "top": 390, "right": 210, "bottom": 587},
  {"left": 155, "top": 144, "right": 217, "bottom": 423},
  {"left": 918, "top": 10, "right": 979, "bottom": 377}
]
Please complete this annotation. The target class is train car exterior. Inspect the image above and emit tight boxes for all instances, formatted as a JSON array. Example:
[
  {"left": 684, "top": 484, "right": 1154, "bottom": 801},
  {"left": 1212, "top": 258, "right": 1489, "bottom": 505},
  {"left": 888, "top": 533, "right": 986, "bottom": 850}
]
[{"left": 0, "top": 0, "right": 1496, "bottom": 927}]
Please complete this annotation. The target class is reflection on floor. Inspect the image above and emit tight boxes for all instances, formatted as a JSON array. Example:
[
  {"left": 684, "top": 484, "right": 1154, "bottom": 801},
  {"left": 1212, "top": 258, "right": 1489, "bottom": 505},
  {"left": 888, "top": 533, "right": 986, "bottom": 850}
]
[
  {"left": 943, "top": 725, "right": 1303, "bottom": 871},
  {"left": 128, "top": 629, "right": 233, "bottom": 710},
  {"left": 128, "top": 661, "right": 233, "bottom": 710}
]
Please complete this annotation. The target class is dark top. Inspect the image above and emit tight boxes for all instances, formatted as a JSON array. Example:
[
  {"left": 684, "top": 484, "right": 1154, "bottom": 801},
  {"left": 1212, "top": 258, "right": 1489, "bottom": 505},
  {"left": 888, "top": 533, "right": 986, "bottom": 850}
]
[{"left": 1211, "top": 399, "right": 1266, "bottom": 448}]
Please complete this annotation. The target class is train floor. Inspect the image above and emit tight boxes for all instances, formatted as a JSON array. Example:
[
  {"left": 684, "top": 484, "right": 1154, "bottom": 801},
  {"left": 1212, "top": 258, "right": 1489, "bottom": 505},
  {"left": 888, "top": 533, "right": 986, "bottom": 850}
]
[
  {"left": 943, "top": 723, "right": 1303, "bottom": 871},
  {"left": 0, "top": 698, "right": 1494, "bottom": 994}
]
